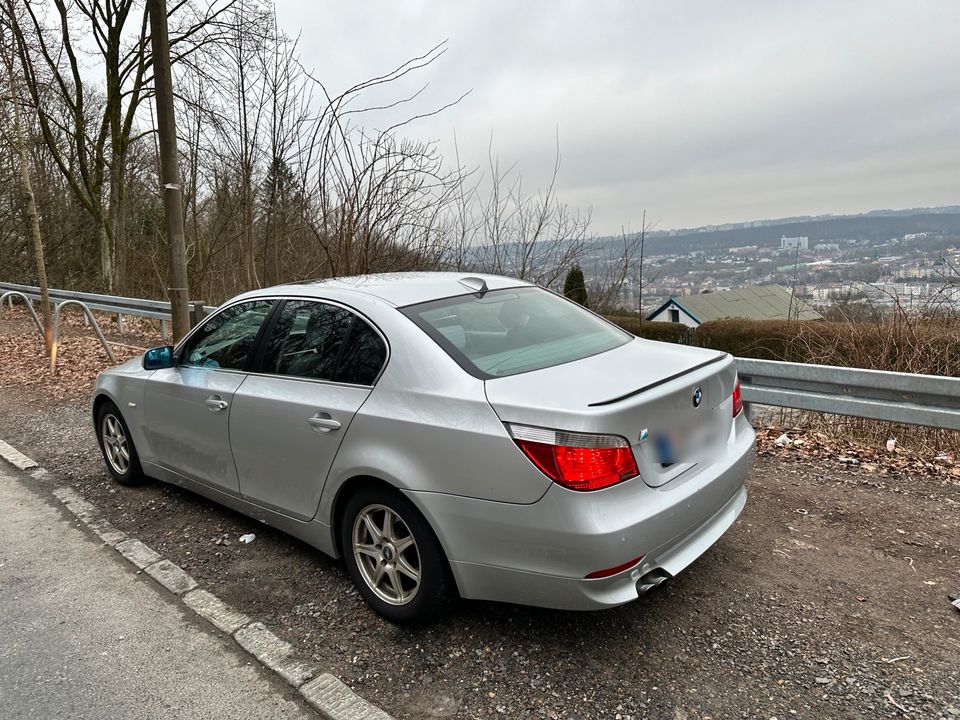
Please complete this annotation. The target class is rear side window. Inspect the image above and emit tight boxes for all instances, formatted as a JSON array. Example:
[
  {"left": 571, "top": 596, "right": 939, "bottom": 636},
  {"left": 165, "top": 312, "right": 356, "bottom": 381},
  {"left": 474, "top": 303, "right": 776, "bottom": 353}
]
[
  {"left": 337, "top": 321, "right": 387, "bottom": 385},
  {"left": 402, "top": 287, "right": 631, "bottom": 378},
  {"left": 261, "top": 300, "right": 386, "bottom": 385}
]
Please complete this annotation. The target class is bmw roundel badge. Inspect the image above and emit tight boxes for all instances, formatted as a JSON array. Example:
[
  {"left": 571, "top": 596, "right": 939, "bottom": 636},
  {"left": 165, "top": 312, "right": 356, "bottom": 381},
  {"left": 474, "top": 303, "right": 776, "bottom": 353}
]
[{"left": 692, "top": 386, "right": 703, "bottom": 408}]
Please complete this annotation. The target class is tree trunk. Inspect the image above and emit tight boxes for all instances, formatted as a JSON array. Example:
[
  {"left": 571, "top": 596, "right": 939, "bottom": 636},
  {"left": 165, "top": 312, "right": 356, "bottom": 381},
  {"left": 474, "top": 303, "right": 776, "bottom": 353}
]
[
  {"left": 99, "top": 221, "right": 114, "bottom": 292},
  {"left": 2, "top": 31, "right": 53, "bottom": 358},
  {"left": 148, "top": 0, "right": 191, "bottom": 341}
]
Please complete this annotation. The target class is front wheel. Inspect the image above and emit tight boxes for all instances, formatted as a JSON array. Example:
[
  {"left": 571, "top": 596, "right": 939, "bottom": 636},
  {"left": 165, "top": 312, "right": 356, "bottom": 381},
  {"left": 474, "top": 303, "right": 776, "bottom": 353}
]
[
  {"left": 96, "top": 401, "right": 145, "bottom": 486},
  {"left": 340, "top": 487, "right": 448, "bottom": 625}
]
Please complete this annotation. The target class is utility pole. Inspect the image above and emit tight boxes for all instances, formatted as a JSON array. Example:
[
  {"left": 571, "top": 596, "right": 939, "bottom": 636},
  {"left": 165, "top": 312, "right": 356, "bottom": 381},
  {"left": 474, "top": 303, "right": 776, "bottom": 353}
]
[
  {"left": 637, "top": 210, "right": 646, "bottom": 323},
  {"left": 147, "top": 0, "right": 191, "bottom": 341}
]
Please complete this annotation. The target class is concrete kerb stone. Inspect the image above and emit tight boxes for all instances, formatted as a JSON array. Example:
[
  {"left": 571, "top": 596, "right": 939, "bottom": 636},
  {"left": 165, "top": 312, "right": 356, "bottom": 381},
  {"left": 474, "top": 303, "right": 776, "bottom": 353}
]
[
  {"left": 300, "top": 674, "right": 395, "bottom": 720},
  {"left": 85, "top": 518, "right": 128, "bottom": 547},
  {"left": 182, "top": 589, "right": 251, "bottom": 635},
  {"left": 143, "top": 559, "right": 198, "bottom": 596},
  {"left": 233, "top": 622, "right": 320, "bottom": 688},
  {"left": 2, "top": 439, "right": 395, "bottom": 720},
  {"left": 52, "top": 486, "right": 128, "bottom": 547},
  {"left": 115, "top": 538, "right": 162, "bottom": 569},
  {"left": 52, "top": 486, "right": 99, "bottom": 523},
  {"left": 0, "top": 438, "right": 39, "bottom": 470},
  {"left": 235, "top": 622, "right": 294, "bottom": 667}
]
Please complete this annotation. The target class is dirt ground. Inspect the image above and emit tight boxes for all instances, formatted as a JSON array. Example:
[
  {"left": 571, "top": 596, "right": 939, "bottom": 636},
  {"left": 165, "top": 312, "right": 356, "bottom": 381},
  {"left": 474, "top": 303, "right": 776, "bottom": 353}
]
[{"left": 2, "top": 310, "right": 959, "bottom": 719}]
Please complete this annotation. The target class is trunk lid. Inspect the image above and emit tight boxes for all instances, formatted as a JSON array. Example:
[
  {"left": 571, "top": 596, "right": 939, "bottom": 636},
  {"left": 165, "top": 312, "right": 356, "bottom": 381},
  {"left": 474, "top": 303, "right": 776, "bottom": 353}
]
[{"left": 484, "top": 338, "right": 737, "bottom": 488}]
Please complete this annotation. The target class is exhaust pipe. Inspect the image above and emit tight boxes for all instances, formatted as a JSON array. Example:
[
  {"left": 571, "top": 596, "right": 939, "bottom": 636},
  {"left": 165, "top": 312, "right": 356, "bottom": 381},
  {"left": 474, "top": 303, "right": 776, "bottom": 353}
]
[{"left": 636, "top": 568, "right": 672, "bottom": 596}]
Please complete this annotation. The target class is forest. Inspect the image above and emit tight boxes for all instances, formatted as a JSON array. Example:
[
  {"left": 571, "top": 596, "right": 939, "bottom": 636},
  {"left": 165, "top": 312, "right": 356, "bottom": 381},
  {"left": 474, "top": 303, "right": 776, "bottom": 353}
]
[{"left": 0, "top": 0, "right": 642, "bottom": 316}]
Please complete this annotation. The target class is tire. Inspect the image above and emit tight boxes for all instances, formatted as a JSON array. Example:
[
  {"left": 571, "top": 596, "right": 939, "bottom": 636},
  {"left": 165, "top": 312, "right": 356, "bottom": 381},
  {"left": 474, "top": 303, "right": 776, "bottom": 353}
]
[
  {"left": 96, "top": 401, "right": 145, "bottom": 486},
  {"left": 340, "top": 486, "right": 448, "bottom": 626}
]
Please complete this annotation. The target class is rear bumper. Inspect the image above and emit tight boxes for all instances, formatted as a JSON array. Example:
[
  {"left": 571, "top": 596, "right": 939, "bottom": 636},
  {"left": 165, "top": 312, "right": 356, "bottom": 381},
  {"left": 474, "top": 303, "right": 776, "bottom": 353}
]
[{"left": 407, "top": 419, "right": 754, "bottom": 610}]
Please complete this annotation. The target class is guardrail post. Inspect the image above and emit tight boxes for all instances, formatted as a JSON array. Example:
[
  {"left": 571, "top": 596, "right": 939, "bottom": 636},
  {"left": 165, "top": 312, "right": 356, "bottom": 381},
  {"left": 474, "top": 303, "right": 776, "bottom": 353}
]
[
  {"left": 50, "top": 300, "right": 116, "bottom": 372},
  {"left": 160, "top": 320, "right": 168, "bottom": 342},
  {"left": 116, "top": 312, "right": 126, "bottom": 334},
  {"left": 0, "top": 291, "right": 43, "bottom": 336},
  {"left": 189, "top": 300, "right": 206, "bottom": 328}
]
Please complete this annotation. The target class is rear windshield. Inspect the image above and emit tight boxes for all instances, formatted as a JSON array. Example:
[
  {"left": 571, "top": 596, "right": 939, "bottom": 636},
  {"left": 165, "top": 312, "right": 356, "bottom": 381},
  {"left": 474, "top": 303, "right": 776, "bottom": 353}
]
[{"left": 402, "top": 287, "right": 632, "bottom": 378}]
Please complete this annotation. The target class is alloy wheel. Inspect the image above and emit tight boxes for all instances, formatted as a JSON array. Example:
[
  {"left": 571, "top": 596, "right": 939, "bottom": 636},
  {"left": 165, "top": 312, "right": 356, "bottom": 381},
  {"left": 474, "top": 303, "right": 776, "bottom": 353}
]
[
  {"left": 352, "top": 504, "right": 421, "bottom": 605},
  {"left": 101, "top": 413, "right": 130, "bottom": 475}
]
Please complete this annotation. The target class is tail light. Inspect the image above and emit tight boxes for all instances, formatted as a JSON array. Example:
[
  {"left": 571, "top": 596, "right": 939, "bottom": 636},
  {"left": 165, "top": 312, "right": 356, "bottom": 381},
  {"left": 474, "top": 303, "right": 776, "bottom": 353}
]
[
  {"left": 506, "top": 424, "right": 639, "bottom": 492},
  {"left": 732, "top": 377, "right": 743, "bottom": 417}
]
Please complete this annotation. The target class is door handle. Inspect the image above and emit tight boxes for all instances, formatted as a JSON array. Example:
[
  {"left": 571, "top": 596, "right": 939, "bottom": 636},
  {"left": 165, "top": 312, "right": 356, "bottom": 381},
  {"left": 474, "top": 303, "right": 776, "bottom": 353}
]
[
  {"left": 308, "top": 413, "right": 341, "bottom": 432},
  {"left": 205, "top": 395, "right": 229, "bottom": 412}
]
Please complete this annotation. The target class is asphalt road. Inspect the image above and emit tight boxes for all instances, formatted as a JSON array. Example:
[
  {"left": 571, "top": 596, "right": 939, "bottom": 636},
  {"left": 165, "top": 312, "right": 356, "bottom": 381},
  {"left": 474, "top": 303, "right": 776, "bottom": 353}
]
[{"left": 0, "top": 463, "right": 316, "bottom": 720}]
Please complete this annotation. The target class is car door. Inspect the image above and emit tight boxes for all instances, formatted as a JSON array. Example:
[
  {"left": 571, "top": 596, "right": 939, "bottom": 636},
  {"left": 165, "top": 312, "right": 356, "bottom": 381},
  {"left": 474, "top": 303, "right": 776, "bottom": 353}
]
[
  {"left": 142, "top": 299, "right": 276, "bottom": 494},
  {"left": 228, "top": 299, "right": 388, "bottom": 520}
]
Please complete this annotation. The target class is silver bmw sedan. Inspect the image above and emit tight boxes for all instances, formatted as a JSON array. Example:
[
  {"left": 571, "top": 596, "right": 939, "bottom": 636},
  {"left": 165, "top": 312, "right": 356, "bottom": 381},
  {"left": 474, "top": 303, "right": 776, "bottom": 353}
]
[{"left": 92, "top": 272, "right": 754, "bottom": 624}]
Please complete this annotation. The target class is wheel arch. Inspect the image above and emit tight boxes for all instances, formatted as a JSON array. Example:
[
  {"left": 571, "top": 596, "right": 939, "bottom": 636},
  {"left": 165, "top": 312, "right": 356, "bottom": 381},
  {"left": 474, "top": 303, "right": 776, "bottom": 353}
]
[
  {"left": 329, "top": 474, "right": 459, "bottom": 594},
  {"left": 330, "top": 474, "right": 396, "bottom": 558},
  {"left": 92, "top": 391, "right": 115, "bottom": 422}
]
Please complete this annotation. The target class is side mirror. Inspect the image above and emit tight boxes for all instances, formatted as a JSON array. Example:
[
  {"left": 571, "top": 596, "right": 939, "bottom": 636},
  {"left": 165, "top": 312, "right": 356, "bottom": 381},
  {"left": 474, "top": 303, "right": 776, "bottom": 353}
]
[{"left": 143, "top": 345, "right": 175, "bottom": 370}]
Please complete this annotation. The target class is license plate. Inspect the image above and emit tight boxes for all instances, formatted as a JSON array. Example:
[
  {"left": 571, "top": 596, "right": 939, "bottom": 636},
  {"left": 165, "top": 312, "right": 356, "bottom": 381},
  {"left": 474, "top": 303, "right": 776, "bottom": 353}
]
[
  {"left": 651, "top": 423, "right": 721, "bottom": 464},
  {"left": 653, "top": 434, "right": 677, "bottom": 465}
]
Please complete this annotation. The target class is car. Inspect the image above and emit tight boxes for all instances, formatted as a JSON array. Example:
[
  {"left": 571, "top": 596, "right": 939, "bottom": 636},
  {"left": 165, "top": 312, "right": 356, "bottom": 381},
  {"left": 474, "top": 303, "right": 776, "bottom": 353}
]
[{"left": 92, "top": 272, "right": 755, "bottom": 624}]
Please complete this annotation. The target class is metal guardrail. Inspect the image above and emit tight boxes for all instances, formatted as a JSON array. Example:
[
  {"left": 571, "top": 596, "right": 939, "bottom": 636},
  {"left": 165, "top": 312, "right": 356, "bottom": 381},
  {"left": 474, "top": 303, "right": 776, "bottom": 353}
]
[
  {"left": 737, "top": 358, "right": 960, "bottom": 431},
  {"left": 2, "top": 282, "right": 959, "bottom": 431},
  {"left": 0, "top": 282, "right": 214, "bottom": 341}
]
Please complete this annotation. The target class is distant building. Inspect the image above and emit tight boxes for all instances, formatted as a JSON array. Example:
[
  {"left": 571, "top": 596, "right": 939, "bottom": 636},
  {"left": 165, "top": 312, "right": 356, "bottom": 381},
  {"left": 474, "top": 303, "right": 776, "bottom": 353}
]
[
  {"left": 781, "top": 235, "right": 809, "bottom": 251},
  {"left": 646, "top": 285, "right": 823, "bottom": 327}
]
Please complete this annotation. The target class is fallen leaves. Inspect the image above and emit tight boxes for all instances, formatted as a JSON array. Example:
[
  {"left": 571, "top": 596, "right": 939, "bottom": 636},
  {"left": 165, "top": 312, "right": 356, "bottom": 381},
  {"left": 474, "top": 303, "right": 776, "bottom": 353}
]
[
  {"left": 756, "top": 426, "right": 960, "bottom": 484},
  {"left": 0, "top": 311, "right": 148, "bottom": 401}
]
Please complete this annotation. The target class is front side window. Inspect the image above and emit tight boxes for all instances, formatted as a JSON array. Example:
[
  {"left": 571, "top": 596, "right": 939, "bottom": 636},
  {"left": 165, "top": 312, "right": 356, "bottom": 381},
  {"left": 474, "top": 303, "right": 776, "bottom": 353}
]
[
  {"left": 181, "top": 300, "right": 274, "bottom": 370},
  {"left": 402, "top": 286, "right": 631, "bottom": 378},
  {"left": 261, "top": 300, "right": 386, "bottom": 384}
]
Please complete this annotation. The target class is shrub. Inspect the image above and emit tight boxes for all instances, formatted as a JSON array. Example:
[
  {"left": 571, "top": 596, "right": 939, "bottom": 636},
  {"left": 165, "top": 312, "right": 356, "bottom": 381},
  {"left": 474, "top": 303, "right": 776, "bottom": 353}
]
[
  {"left": 608, "top": 316, "right": 960, "bottom": 375},
  {"left": 608, "top": 316, "right": 694, "bottom": 344}
]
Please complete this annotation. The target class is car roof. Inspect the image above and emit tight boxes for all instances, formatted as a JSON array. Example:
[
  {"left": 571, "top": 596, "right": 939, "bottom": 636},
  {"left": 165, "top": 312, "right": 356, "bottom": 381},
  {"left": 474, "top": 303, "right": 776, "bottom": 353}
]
[{"left": 248, "top": 272, "right": 532, "bottom": 307}]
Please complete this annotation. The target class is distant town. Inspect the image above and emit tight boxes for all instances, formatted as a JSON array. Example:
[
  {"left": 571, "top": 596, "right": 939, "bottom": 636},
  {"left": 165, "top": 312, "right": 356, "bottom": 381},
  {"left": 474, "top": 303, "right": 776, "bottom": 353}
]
[{"left": 585, "top": 207, "right": 960, "bottom": 316}]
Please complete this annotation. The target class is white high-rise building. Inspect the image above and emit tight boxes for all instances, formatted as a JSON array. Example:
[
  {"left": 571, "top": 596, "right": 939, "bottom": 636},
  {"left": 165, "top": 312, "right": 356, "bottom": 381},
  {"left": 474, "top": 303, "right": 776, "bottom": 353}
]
[{"left": 781, "top": 235, "right": 809, "bottom": 251}]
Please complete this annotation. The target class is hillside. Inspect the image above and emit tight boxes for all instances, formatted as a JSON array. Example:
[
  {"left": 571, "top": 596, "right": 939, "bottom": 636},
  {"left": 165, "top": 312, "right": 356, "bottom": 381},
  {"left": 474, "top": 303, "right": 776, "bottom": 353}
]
[{"left": 609, "top": 209, "right": 960, "bottom": 256}]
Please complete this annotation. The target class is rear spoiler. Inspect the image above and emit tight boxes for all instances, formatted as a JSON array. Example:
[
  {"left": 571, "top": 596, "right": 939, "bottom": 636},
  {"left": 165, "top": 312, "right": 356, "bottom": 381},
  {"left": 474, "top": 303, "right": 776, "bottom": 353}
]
[{"left": 588, "top": 353, "right": 728, "bottom": 407}]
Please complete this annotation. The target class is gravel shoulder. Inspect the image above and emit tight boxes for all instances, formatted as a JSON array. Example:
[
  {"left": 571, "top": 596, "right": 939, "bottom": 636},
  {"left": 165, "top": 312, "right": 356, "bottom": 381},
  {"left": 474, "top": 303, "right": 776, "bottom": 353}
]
[{"left": 2, "top": 316, "right": 959, "bottom": 719}]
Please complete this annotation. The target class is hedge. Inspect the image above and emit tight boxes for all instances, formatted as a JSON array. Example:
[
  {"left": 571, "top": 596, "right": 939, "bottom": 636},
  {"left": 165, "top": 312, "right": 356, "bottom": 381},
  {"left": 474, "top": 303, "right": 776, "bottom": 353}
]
[
  {"left": 607, "top": 317, "right": 960, "bottom": 376},
  {"left": 606, "top": 316, "right": 693, "bottom": 344}
]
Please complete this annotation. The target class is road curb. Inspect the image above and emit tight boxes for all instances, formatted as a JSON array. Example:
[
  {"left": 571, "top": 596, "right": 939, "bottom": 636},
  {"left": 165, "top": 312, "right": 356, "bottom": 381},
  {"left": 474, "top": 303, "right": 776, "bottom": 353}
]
[
  {"left": 0, "top": 438, "right": 38, "bottom": 470},
  {"left": 1, "top": 444, "right": 395, "bottom": 720}
]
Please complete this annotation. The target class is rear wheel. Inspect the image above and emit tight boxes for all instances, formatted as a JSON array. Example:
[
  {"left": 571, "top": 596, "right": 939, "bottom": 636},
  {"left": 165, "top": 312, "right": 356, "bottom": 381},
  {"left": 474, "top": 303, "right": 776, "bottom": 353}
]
[
  {"left": 96, "top": 401, "right": 145, "bottom": 486},
  {"left": 340, "top": 486, "right": 447, "bottom": 625}
]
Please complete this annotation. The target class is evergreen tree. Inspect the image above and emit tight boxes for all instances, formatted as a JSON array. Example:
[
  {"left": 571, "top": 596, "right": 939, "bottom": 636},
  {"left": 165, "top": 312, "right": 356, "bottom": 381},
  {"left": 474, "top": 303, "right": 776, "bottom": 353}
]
[{"left": 563, "top": 265, "right": 588, "bottom": 307}]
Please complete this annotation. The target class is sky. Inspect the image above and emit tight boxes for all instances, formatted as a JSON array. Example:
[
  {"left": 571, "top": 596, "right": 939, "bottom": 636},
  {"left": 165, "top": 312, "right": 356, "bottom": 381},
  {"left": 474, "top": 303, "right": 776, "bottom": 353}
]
[{"left": 275, "top": 1, "right": 960, "bottom": 235}]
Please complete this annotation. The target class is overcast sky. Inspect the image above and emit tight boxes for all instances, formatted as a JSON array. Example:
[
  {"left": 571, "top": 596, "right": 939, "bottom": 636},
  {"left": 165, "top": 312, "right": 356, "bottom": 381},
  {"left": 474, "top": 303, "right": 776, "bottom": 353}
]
[{"left": 275, "top": 1, "right": 960, "bottom": 235}]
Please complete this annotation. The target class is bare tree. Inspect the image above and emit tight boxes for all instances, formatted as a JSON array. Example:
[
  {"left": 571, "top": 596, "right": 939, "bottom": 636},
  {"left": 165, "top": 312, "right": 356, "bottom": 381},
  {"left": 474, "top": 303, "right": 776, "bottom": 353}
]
[
  {"left": 7, "top": 0, "right": 238, "bottom": 291},
  {"left": 0, "top": 0, "right": 53, "bottom": 356},
  {"left": 0, "top": 4, "right": 605, "bottom": 313},
  {"left": 467, "top": 133, "right": 592, "bottom": 288}
]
